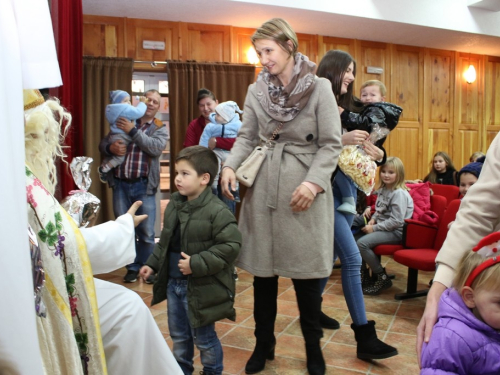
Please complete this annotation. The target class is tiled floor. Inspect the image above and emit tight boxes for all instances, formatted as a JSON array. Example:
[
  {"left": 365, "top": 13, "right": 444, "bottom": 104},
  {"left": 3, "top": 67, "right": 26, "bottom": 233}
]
[{"left": 95, "top": 257, "right": 432, "bottom": 374}]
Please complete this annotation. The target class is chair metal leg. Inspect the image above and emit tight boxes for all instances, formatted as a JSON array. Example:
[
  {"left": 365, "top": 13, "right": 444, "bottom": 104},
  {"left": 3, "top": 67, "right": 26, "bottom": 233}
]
[{"left": 394, "top": 268, "right": 429, "bottom": 300}]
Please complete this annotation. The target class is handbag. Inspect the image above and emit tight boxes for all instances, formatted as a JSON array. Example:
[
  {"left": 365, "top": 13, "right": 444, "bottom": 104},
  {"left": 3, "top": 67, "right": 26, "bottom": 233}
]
[{"left": 235, "top": 122, "right": 284, "bottom": 187}]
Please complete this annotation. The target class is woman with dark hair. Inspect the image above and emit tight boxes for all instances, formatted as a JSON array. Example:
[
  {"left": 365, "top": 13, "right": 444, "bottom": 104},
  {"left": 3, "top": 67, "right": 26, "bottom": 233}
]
[
  {"left": 184, "top": 88, "right": 238, "bottom": 212},
  {"left": 316, "top": 49, "right": 398, "bottom": 360},
  {"left": 221, "top": 19, "right": 342, "bottom": 375}
]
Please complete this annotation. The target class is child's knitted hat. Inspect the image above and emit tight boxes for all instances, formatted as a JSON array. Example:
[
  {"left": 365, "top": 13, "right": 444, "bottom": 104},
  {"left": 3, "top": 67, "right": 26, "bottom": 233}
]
[
  {"left": 457, "top": 156, "right": 485, "bottom": 184},
  {"left": 215, "top": 101, "right": 243, "bottom": 123},
  {"left": 109, "top": 90, "right": 130, "bottom": 104}
]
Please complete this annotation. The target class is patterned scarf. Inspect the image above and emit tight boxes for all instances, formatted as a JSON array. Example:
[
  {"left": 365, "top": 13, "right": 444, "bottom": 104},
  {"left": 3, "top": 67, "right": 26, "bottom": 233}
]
[{"left": 256, "top": 52, "right": 317, "bottom": 122}]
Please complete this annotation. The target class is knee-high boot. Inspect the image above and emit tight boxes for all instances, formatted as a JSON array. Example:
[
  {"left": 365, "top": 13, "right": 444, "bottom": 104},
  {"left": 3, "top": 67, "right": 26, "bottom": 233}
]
[
  {"left": 245, "top": 276, "right": 278, "bottom": 374},
  {"left": 293, "top": 279, "right": 325, "bottom": 375}
]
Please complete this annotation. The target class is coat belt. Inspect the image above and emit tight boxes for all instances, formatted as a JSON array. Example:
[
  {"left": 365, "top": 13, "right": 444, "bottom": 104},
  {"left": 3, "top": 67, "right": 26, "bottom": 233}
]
[{"left": 266, "top": 143, "right": 319, "bottom": 210}]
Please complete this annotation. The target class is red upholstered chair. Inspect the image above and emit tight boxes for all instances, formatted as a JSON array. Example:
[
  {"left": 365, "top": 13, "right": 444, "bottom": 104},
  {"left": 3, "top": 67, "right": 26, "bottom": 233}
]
[
  {"left": 373, "top": 194, "right": 448, "bottom": 268},
  {"left": 430, "top": 183, "right": 461, "bottom": 204},
  {"left": 393, "top": 199, "right": 462, "bottom": 300}
]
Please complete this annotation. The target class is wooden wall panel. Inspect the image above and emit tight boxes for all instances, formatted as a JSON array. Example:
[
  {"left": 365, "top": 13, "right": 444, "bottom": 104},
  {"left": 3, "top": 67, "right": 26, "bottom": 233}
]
[
  {"left": 231, "top": 27, "right": 256, "bottom": 64},
  {"left": 317, "top": 37, "right": 355, "bottom": 64},
  {"left": 297, "top": 33, "right": 318, "bottom": 64},
  {"left": 454, "top": 52, "right": 483, "bottom": 168},
  {"left": 125, "top": 18, "right": 179, "bottom": 61},
  {"left": 427, "top": 50, "right": 453, "bottom": 124},
  {"left": 354, "top": 41, "right": 389, "bottom": 97},
  {"left": 186, "top": 23, "right": 230, "bottom": 62},
  {"left": 391, "top": 46, "right": 422, "bottom": 121},
  {"left": 385, "top": 45, "right": 424, "bottom": 178},
  {"left": 383, "top": 127, "right": 420, "bottom": 179},
  {"left": 83, "top": 15, "right": 125, "bottom": 57},
  {"left": 485, "top": 56, "right": 500, "bottom": 126},
  {"left": 456, "top": 130, "right": 480, "bottom": 168}
]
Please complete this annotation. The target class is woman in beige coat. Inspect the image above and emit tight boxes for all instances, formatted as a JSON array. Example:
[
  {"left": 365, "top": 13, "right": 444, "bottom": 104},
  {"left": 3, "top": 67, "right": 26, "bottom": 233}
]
[{"left": 221, "top": 18, "right": 342, "bottom": 375}]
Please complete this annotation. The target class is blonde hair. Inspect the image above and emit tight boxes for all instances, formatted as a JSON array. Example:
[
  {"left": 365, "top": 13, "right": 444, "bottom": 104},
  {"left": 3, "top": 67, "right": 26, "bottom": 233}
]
[
  {"left": 469, "top": 151, "right": 485, "bottom": 163},
  {"left": 453, "top": 251, "right": 500, "bottom": 292},
  {"left": 361, "top": 80, "right": 387, "bottom": 97},
  {"left": 25, "top": 98, "right": 71, "bottom": 195},
  {"left": 251, "top": 18, "right": 298, "bottom": 57},
  {"left": 377, "top": 157, "right": 408, "bottom": 190}
]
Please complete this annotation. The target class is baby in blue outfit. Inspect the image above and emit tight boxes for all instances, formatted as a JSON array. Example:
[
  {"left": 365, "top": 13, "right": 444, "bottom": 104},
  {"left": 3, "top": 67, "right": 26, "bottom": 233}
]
[
  {"left": 99, "top": 90, "right": 147, "bottom": 182},
  {"left": 199, "top": 101, "right": 242, "bottom": 201}
]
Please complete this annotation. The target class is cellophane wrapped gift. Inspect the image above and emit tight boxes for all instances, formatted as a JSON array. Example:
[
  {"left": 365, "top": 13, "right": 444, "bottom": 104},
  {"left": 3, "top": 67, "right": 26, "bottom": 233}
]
[
  {"left": 61, "top": 157, "right": 100, "bottom": 228},
  {"left": 338, "top": 124, "right": 390, "bottom": 195}
]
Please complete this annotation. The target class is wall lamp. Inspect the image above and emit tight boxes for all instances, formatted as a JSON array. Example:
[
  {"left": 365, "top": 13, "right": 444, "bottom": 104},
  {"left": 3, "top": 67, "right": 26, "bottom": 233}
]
[{"left": 464, "top": 64, "right": 477, "bottom": 84}]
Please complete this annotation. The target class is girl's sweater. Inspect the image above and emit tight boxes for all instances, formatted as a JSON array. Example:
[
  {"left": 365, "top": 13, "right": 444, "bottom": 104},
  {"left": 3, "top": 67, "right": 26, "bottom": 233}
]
[{"left": 372, "top": 187, "right": 414, "bottom": 235}]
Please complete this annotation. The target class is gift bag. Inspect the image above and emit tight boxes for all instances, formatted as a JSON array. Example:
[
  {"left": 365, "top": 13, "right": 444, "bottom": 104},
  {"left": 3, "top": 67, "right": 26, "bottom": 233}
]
[
  {"left": 338, "top": 124, "right": 390, "bottom": 195},
  {"left": 61, "top": 157, "right": 101, "bottom": 228}
]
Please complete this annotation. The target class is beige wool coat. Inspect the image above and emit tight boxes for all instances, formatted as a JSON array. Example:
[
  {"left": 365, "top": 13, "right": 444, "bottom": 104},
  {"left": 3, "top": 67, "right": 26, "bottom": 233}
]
[{"left": 224, "top": 77, "right": 342, "bottom": 279}]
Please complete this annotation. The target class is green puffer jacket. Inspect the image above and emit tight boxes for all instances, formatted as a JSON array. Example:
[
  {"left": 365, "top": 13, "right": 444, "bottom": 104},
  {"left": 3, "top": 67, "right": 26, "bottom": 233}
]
[{"left": 146, "top": 187, "right": 242, "bottom": 328}]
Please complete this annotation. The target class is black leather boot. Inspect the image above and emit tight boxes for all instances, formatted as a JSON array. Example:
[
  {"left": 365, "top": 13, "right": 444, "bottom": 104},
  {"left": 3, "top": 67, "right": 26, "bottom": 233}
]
[
  {"left": 351, "top": 320, "right": 398, "bottom": 360},
  {"left": 246, "top": 276, "right": 279, "bottom": 374},
  {"left": 305, "top": 342, "right": 326, "bottom": 375},
  {"left": 319, "top": 310, "right": 340, "bottom": 330},
  {"left": 245, "top": 338, "right": 276, "bottom": 374}
]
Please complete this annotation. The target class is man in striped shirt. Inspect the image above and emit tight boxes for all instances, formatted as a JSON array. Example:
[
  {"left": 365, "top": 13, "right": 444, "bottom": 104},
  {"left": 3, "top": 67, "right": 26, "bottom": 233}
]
[{"left": 99, "top": 89, "right": 168, "bottom": 283}]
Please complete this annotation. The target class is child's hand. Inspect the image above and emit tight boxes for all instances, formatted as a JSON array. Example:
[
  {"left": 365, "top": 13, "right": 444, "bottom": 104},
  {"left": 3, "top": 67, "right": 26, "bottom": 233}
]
[
  {"left": 363, "top": 207, "right": 372, "bottom": 219},
  {"left": 178, "top": 252, "right": 192, "bottom": 275},
  {"left": 362, "top": 225, "right": 374, "bottom": 234},
  {"left": 139, "top": 265, "right": 154, "bottom": 282},
  {"left": 126, "top": 201, "right": 148, "bottom": 227},
  {"left": 139, "top": 96, "right": 148, "bottom": 103},
  {"left": 367, "top": 218, "right": 376, "bottom": 226}
]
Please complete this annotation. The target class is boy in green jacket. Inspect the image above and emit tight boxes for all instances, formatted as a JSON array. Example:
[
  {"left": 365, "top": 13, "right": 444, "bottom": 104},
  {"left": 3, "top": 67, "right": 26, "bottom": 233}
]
[{"left": 140, "top": 146, "right": 241, "bottom": 375}]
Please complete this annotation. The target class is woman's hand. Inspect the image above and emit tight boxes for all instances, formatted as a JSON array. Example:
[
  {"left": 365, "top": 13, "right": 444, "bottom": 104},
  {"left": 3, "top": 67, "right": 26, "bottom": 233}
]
[
  {"left": 290, "top": 185, "right": 315, "bottom": 212},
  {"left": 221, "top": 167, "right": 237, "bottom": 200},
  {"left": 416, "top": 282, "right": 447, "bottom": 367},
  {"left": 363, "top": 141, "right": 384, "bottom": 161},
  {"left": 342, "top": 130, "right": 369, "bottom": 146},
  {"left": 127, "top": 201, "right": 148, "bottom": 227}
]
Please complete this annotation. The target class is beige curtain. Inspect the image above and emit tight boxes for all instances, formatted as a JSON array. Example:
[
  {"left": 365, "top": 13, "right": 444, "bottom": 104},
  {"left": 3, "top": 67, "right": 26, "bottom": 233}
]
[
  {"left": 82, "top": 56, "right": 133, "bottom": 224},
  {"left": 167, "top": 61, "right": 256, "bottom": 191}
]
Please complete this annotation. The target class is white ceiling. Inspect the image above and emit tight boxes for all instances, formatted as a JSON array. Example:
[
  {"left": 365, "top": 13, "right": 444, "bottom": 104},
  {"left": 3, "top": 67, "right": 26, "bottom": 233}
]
[{"left": 82, "top": 0, "right": 500, "bottom": 57}]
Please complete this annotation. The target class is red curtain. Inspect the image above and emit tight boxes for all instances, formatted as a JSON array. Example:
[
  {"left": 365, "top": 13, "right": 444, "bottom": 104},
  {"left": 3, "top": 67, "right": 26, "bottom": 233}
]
[{"left": 49, "top": 0, "right": 83, "bottom": 199}]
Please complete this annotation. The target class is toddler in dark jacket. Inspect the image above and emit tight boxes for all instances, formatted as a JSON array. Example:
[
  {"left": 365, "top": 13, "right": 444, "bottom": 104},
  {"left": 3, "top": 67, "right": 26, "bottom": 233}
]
[
  {"left": 336, "top": 80, "right": 402, "bottom": 214},
  {"left": 140, "top": 146, "right": 241, "bottom": 375}
]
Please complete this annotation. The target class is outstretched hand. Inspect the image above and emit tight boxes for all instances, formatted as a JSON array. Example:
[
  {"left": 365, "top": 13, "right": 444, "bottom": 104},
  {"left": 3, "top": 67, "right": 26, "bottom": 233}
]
[{"left": 127, "top": 201, "right": 148, "bottom": 227}]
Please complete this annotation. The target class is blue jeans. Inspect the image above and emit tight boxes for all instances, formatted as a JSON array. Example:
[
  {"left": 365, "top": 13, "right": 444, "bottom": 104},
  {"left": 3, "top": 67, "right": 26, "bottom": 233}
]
[
  {"left": 215, "top": 183, "right": 236, "bottom": 214},
  {"left": 320, "top": 180, "right": 367, "bottom": 326},
  {"left": 167, "top": 279, "right": 223, "bottom": 375},
  {"left": 112, "top": 178, "right": 156, "bottom": 272}
]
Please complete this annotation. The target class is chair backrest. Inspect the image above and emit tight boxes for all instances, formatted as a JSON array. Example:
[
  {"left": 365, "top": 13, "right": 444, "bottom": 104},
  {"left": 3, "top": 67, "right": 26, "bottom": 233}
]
[
  {"left": 433, "top": 199, "right": 462, "bottom": 250},
  {"left": 430, "top": 194, "right": 447, "bottom": 223},
  {"left": 430, "top": 183, "right": 461, "bottom": 204}
]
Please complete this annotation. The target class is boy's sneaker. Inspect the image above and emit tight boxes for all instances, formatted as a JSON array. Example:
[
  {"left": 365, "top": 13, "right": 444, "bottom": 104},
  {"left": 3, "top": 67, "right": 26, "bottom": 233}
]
[
  {"left": 123, "top": 270, "right": 138, "bottom": 283},
  {"left": 98, "top": 167, "right": 108, "bottom": 183}
]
